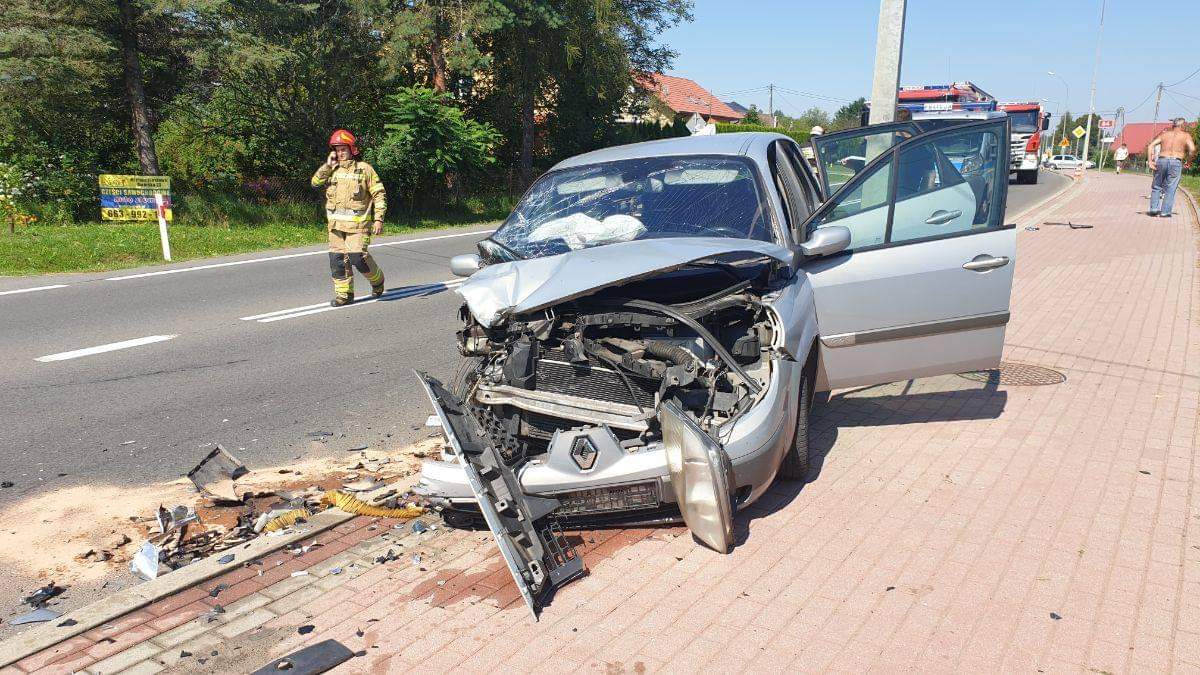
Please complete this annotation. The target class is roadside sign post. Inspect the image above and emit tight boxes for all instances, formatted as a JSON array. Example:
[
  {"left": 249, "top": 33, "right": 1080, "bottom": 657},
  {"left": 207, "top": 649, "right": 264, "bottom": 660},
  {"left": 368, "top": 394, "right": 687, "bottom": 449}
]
[
  {"left": 154, "top": 193, "right": 172, "bottom": 262},
  {"left": 98, "top": 174, "right": 173, "bottom": 261}
]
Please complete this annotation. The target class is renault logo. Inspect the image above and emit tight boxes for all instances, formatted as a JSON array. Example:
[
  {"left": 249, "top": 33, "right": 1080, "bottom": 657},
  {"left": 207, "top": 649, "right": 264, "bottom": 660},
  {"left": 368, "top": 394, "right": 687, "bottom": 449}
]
[{"left": 570, "top": 436, "right": 598, "bottom": 471}]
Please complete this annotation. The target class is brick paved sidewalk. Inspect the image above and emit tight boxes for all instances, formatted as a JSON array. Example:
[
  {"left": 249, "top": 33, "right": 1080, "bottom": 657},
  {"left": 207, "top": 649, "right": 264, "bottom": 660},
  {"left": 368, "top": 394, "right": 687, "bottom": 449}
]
[{"left": 8, "top": 173, "right": 1199, "bottom": 674}]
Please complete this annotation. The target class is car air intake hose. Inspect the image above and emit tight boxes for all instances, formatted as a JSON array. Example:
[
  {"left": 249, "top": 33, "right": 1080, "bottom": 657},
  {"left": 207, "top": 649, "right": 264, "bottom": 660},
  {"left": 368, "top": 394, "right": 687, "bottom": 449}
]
[{"left": 643, "top": 341, "right": 695, "bottom": 367}]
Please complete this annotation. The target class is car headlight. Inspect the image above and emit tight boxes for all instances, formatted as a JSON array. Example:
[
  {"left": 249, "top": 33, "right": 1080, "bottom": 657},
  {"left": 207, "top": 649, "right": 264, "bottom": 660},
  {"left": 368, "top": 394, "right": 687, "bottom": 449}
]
[{"left": 660, "top": 400, "right": 734, "bottom": 553}]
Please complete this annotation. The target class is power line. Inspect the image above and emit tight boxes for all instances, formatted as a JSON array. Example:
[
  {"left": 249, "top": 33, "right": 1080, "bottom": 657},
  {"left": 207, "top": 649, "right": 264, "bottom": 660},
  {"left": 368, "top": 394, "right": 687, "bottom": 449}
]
[
  {"left": 775, "top": 86, "right": 854, "bottom": 104},
  {"left": 1165, "top": 88, "right": 1200, "bottom": 103},
  {"left": 1163, "top": 91, "right": 1196, "bottom": 117},
  {"left": 1165, "top": 65, "right": 1200, "bottom": 88},
  {"left": 1122, "top": 85, "right": 1160, "bottom": 115}
]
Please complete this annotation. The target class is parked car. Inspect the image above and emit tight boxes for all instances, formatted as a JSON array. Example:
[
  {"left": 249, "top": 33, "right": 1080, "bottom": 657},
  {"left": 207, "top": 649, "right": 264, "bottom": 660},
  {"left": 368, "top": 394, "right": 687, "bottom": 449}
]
[
  {"left": 416, "top": 121, "right": 1016, "bottom": 614},
  {"left": 1046, "top": 154, "right": 1094, "bottom": 170}
]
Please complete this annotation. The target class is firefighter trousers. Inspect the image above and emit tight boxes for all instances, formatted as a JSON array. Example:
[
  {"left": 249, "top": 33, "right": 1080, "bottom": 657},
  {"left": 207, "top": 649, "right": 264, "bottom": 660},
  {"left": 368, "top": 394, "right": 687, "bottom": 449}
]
[{"left": 327, "top": 228, "right": 384, "bottom": 299}]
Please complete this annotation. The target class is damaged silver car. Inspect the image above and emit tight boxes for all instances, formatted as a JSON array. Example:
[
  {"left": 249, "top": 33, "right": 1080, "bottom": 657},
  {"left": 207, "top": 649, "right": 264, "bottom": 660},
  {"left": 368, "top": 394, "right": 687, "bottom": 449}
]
[{"left": 417, "top": 121, "right": 1016, "bottom": 613}]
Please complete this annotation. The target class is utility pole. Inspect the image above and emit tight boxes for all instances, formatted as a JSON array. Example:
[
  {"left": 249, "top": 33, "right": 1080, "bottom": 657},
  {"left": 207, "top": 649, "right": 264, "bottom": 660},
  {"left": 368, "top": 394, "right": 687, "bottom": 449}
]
[
  {"left": 1048, "top": 71, "right": 1069, "bottom": 159},
  {"left": 868, "top": 0, "right": 907, "bottom": 124},
  {"left": 1080, "top": 0, "right": 1106, "bottom": 171},
  {"left": 768, "top": 84, "right": 775, "bottom": 128}
]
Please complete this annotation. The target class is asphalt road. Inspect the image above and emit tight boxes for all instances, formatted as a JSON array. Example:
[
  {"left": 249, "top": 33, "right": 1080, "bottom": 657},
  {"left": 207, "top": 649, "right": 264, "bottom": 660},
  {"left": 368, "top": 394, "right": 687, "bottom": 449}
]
[{"left": 0, "top": 170, "right": 1070, "bottom": 504}]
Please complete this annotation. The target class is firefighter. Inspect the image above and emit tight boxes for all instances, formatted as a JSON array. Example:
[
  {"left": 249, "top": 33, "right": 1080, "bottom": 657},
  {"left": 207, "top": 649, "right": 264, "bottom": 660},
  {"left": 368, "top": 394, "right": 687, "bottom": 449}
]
[{"left": 311, "top": 129, "right": 387, "bottom": 306}]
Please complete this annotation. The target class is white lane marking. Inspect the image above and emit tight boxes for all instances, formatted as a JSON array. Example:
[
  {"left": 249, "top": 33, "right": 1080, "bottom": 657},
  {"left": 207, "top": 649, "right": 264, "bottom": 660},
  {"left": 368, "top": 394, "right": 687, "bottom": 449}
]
[
  {"left": 104, "top": 229, "right": 494, "bottom": 281},
  {"left": 255, "top": 280, "right": 463, "bottom": 323},
  {"left": 239, "top": 303, "right": 329, "bottom": 321},
  {"left": 0, "top": 284, "right": 69, "bottom": 296},
  {"left": 35, "top": 335, "right": 178, "bottom": 362}
]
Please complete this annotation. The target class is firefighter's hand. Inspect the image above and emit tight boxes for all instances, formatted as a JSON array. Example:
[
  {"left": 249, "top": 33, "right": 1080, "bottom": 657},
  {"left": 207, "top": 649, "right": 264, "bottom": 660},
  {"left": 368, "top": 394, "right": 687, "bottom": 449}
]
[
  {"left": 326, "top": 151, "right": 337, "bottom": 167},
  {"left": 372, "top": 221, "right": 383, "bottom": 236}
]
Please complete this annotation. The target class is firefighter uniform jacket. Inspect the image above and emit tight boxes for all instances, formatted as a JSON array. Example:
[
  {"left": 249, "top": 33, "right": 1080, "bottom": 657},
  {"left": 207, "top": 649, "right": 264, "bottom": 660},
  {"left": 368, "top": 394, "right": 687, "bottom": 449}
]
[{"left": 311, "top": 160, "right": 387, "bottom": 233}]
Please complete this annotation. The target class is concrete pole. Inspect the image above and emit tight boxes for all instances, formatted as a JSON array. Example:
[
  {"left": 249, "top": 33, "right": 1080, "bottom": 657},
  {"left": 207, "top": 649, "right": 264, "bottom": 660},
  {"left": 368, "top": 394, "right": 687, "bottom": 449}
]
[
  {"left": 868, "top": 0, "right": 907, "bottom": 125},
  {"left": 768, "top": 84, "right": 775, "bottom": 128},
  {"left": 1080, "top": 0, "right": 1106, "bottom": 170}
]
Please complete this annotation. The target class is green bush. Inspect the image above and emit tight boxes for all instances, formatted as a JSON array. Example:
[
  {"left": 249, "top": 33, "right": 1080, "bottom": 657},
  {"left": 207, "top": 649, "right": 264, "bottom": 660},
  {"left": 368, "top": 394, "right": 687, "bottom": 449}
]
[
  {"left": 715, "top": 123, "right": 810, "bottom": 145},
  {"left": 366, "top": 87, "right": 500, "bottom": 207}
]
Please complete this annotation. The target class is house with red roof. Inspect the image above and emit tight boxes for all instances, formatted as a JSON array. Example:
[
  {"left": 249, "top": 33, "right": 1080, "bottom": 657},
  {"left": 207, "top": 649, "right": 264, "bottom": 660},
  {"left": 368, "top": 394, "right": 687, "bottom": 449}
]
[
  {"left": 1113, "top": 121, "right": 1195, "bottom": 157},
  {"left": 630, "top": 73, "right": 744, "bottom": 125}
]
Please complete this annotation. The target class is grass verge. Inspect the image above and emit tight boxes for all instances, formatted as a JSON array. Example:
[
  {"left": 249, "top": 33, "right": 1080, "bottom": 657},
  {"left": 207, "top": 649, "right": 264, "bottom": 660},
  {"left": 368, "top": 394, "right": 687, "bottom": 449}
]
[{"left": 1, "top": 196, "right": 512, "bottom": 276}]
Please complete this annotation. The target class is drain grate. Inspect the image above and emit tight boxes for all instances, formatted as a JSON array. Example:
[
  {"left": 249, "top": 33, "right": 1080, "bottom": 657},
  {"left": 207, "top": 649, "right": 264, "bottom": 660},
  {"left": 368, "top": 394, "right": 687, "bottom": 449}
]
[{"left": 958, "top": 361, "right": 1066, "bottom": 386}]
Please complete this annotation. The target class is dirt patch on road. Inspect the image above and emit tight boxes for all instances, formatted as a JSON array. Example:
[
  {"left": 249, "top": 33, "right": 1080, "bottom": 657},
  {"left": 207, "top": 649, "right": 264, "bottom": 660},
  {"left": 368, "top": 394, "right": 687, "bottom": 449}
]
[{"left": 0, "top": 439, "right": 440, "bottom": 585}]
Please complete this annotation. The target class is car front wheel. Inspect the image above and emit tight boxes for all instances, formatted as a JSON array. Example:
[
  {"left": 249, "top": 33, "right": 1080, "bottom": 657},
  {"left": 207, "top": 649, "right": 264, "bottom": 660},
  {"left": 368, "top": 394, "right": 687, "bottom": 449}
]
[{"left": 778, "top": 357, "right": 816, "bottom": 480}]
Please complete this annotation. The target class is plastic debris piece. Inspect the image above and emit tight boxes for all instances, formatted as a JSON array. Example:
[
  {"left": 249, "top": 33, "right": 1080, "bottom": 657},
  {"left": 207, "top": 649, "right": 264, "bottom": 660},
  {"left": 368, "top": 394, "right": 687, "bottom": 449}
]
[
  {"left": 251, "top": 640, "right": 354, "bottom": 675},
  {"left": 290, "top": 571, "right": 310, "bottom": 577},
  {"left": 180, "top": 651, "right": 193, "bottom": 658},
  {"left": 425, "top": 415, "right": 441, "bottom": 427},
  {"left": 11, "top": 608, "right": 62, "bottom": 625},
  {"left": 319, "top": 491, "right": 424, "bottom": 519},
  {"left": 25, "top": 582, "right": 66, "bottom": 607},
  {"left": 411, "top": 521, "right": 428, "bottom": 534},
  {"left": 1050, "top": 612, "right": 1062, "bottom": 620},
  {"left": 329, "top": 567, "right": 343, "bottom": 575},
  {"left": 130, "top": 542, "right": 161, "bottom": 581},
  {"left": 217, "top": 554, "right": 235, "bottom": 564},
  {"left": 410, "top": 554, "right": 421, "bottom": 565},
  {"left": 57, "top": 618, "right": 78, "bottom": 627},
  {"left": 298, "top": 625, "right": 315, "bottom": 635},
  {"left": 349, "top": 444, "right": 369, "bottom": 451},
  {"left": 208, "top": 584, "right": 228, "bottom": 598},
  {"left": 187, "top": 445, "right": 249, "bottom": 503}
]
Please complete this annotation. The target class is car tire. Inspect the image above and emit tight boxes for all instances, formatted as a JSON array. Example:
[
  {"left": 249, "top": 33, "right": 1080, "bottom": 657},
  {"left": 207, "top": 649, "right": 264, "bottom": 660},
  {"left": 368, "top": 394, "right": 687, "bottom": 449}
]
[
  {"left": 778, "top": 355, "right": 816, "bottom": 481},
  {"left": 1018, "top": 169, "right": 1038, "bottom": 185}
]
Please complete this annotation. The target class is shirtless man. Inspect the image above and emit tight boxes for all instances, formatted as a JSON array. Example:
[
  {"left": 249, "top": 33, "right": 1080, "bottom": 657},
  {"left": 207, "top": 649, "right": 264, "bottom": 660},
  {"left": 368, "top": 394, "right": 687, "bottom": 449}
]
[{"left": 1147, "top": 118, "right": 1195, "bottom": 218}]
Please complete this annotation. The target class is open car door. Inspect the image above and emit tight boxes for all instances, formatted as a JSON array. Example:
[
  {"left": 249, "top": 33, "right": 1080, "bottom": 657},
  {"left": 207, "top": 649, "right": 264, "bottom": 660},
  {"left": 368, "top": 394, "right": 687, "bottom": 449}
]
[
  {"left": 810, "top": 121, "right": 920, "bottom": 199},
  {"left": 803, "top": 118, "right": 1015, "bottom": 389}
]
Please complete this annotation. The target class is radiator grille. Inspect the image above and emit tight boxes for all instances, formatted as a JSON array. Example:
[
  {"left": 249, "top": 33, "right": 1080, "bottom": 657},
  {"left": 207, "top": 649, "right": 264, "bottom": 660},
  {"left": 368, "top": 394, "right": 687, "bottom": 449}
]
[{"left": 536, "top": 350, "right": 659, "bottom": 409}]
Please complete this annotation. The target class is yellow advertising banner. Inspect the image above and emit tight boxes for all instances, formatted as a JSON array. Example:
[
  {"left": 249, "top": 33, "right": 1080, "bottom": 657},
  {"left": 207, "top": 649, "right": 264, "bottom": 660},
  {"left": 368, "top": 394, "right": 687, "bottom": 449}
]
[{"left": 98, "top": 174, "right": 172, "bottom": 221}]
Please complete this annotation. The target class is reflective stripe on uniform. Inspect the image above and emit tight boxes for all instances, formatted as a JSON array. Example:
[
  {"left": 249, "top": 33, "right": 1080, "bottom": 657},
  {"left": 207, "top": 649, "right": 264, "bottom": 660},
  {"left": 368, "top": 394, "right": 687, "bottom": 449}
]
[{"left": 326, "top": 208, "right": 371, "bottom": 222}]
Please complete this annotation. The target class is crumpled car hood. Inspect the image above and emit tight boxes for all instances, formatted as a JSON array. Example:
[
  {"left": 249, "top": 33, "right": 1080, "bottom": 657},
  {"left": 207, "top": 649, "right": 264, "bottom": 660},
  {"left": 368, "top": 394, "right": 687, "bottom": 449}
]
[{"left": 458, "top": 237, "right": 794, "bottom": 327}]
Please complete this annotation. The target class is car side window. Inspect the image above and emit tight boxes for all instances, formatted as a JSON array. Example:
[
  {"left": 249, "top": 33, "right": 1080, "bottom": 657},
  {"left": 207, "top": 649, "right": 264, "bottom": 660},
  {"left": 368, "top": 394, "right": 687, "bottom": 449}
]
[
  {"left": 890, "top": 125, "right": 1003, "bottom": 243},
  {"left": 770, "top": 142, "right": 812, "bottom": 230},
  {"left": 811, "top": 154, "right": 893, "bottom": 249}
]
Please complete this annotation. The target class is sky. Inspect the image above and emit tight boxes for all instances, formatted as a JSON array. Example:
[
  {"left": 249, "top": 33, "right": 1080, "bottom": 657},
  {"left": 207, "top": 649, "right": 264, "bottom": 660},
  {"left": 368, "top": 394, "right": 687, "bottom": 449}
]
[{"left": 658, "top": 0, "right": 1200, "bottom": 125}]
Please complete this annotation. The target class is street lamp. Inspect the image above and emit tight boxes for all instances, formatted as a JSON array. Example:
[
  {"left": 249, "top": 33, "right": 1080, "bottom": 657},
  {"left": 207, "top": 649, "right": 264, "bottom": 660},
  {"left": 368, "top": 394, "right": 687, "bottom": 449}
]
[{"left": 1047, "top": 71, "right": 1069, "bottom": 157}]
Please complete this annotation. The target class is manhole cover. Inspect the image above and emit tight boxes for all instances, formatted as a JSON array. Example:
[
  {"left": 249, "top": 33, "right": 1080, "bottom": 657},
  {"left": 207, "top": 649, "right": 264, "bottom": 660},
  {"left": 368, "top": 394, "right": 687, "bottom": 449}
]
[{"left": 958, "top": 362, "right": 1065, "bottom": 386}]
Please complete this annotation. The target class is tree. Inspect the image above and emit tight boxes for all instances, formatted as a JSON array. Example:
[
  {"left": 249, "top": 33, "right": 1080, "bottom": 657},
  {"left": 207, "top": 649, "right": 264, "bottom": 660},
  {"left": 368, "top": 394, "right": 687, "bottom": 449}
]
[
  {"left": 743, "top": 105, "right": 762, "bottom": 125},
  {"left": 831, "top": 98, "right": 867, "bottom": 131},
  {"left": 366, "top": 86, "right": 499, "bottom": 205}
]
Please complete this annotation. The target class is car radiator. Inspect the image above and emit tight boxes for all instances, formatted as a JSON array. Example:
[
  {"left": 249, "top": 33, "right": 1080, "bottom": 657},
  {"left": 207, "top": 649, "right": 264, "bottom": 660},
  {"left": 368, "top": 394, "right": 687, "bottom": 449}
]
[{"left": 535, "top": 348, "right": 659, "bottom": 410}]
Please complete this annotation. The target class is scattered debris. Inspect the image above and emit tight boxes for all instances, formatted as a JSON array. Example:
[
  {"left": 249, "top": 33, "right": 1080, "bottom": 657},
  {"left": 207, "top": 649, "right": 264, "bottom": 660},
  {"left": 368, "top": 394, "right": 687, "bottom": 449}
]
[
  {"left": 348, "top": 444, "right": 369, "bottom": 451},
  {"left": 208, "top": 584, "right": 228, "bottom": 598},
  {"left": 355, "top": 629, "right": 364, "bottom": 638},
  {"left": 1042, "top": 221, "right": 1093, "bottom": 230},
  {"left": 290, "top": 570, "right": 310, "bottom": 577},
  {"left": 11, "top": 608, "right": 62, "bottom": 625},
  {"left": 180, "top": 651, "right": 193, "bottom": 658},
  {"left": 130, "top": 542, "right": 162, "bottom": 581},
  {"left": 156, "top": 505, "right": 200, "bottom": 534},
  {"left": 218, "top": 554, "right": 235, "bottom": 564},
  {"left": 375, "top": 549, "right": 398, "bottom": 564},
  {"left": 260, "top": 509, "right": 310, "bottom": 533},
  {"left": 411, "top": 521, "right": 428, "bottom": 534},
  {"left": 1050, "top": 612, "right": 1062, "bottom": 620},
  {"left": 886, "top": 586, "right": 896, "bottom": 592},
  {"left": 57, "top": 618, "right": 78, "bottom": 627},
  {"left": 0, "top": 481, "right": 13, "bottom": 488},
  {"left": 298, "top": 625, "right": 315, "bottom": 635},
  {"left": 1139, "top": 470, "right": 1151, "bottom": 475},
  {"left": 342, "top": 478, "right": 384, "bottom": 493},
  {"left": 252, "top": 640, "right": 354, "bottom": 675},
  {"left": 330, "top": 567, "right": 343, "bottom": 575},
  {"left": 24, "top": 582, "right": 66, "bottom": 607},
  {"left": 410, "top": 554, "right": 421, "bottom": 566},
  {"left": 187, "top": 446, "right": 249, "bottom": 503}
]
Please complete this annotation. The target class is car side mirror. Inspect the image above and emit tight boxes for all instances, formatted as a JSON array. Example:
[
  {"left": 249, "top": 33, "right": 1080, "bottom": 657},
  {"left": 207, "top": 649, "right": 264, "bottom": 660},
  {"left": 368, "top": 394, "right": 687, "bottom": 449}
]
[
  {"left": 800, "top": 225, "right": 851, "bottom": 257},
  {"left": 449, "top": 253, "right": 482, "bottom": 277}
]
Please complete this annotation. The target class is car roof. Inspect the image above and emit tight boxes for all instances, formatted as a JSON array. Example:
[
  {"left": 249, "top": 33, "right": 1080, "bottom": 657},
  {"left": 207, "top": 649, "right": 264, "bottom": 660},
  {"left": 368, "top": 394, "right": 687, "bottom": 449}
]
[{"left": 549, "top": 132, "right": 793, "bottom": 171}]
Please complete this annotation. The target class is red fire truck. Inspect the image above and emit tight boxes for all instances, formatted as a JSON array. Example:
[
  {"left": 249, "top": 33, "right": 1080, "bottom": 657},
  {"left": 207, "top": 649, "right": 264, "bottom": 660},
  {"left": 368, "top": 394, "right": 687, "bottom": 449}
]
[{"left": 997, "top": 102, "right": 1050, "bottom": 184}]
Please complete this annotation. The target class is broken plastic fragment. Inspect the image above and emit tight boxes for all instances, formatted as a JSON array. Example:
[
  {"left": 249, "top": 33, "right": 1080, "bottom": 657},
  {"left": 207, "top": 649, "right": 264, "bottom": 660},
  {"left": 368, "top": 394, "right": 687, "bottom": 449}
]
[
  {"left": 129, "top": 542, "right": 161, "bottom": 581},
  {"left": 187, "top": 446, "right": 249, "bottom": 503},
  {"left": 329, "top": 567, "right": 343, "bottom": 575},
  {"left": 24, "top": 582, "right": 66, "bottom": 607},
  {"left": 411, "top": 521, "right": 428, "bottom": 534},
  {"left": 298, "top": 625, "right": 315, "bottom": 635},
  {"left": 217, "top": 554, "right": 235, "bottom": 564},
  {"left": 12, "top": 608, "right": 62, "bottom": 625},
  {"left": 290, "top": 571, "right": 310, "bottom": 577}
]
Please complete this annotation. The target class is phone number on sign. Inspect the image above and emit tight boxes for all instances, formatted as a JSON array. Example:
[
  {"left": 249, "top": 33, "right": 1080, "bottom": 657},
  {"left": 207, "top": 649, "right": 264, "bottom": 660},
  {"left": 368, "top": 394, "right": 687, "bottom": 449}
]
[{"left": 100, "top": 207, "right": 172, "bottom": 221}]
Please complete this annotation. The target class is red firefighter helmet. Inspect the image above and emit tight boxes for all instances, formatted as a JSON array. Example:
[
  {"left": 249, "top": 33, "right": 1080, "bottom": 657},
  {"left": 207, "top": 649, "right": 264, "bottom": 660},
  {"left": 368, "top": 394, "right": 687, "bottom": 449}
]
[{"left": 328, "top": 129, "right": 360, "bottom": 156}]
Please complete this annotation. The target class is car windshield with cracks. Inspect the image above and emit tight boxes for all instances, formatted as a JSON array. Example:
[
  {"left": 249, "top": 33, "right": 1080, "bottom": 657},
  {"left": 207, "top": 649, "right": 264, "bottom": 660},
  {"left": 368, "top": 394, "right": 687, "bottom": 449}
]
[{"left": 486, "top": 155, "right": 776, "bottom": 261}]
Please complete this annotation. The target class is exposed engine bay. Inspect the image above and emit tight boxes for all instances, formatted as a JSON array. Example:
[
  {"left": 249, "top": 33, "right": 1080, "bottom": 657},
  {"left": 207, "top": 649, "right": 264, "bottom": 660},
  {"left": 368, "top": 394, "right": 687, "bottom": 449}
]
[{"left": 453, "top": 269, "right": 778, "bottom": 473}]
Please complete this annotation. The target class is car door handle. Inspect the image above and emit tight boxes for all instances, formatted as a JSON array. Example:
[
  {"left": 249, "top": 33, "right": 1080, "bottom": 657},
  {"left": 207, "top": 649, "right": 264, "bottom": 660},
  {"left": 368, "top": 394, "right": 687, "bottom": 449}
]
[
  {"left": 962, "top": 255, "right": 1010, "bottom": 271},
  {"left": 925, "top": 209, "right": 962, "bottom": 225}
]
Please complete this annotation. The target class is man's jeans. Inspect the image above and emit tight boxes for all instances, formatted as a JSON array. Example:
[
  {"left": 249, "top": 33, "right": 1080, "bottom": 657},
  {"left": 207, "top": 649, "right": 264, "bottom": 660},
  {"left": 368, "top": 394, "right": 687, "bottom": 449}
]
[{"left": 1150, "top": 157, "right": 1183, "bottom": 216}]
